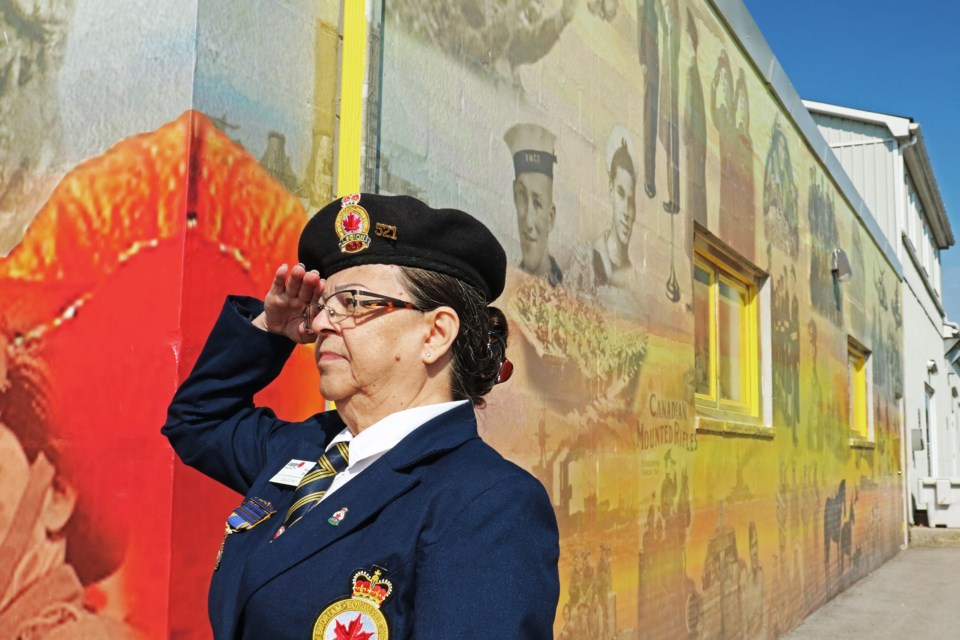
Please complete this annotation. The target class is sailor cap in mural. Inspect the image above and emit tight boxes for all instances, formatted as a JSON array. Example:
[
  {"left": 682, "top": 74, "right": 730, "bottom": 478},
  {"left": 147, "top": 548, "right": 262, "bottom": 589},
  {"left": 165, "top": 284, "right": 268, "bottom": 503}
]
[
  {"left": 504, "top": 123, "right": 557, "bottom": 179},
  {"left": 298, "top": 193, "right": 507, "bottom": 301}
]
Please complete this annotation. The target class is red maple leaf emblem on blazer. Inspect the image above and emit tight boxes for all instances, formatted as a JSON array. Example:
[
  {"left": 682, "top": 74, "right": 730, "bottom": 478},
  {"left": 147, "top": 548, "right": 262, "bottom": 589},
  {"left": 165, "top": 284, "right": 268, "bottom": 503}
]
[
  {"left": 342, "top": 212, "right": 362, "bottom": 232},
  {"left": 333, "top": 614, "right": 374, "bottom": 640}
]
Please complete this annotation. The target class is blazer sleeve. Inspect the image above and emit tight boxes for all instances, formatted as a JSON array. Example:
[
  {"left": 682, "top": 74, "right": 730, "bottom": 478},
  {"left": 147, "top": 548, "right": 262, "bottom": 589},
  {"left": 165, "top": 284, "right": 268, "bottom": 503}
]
[
  {"left": 413, "top": 473, "right": 560, "bottom": 639},
  {"left": 161, "top": 296, "right": 299, "bottom": 495}
]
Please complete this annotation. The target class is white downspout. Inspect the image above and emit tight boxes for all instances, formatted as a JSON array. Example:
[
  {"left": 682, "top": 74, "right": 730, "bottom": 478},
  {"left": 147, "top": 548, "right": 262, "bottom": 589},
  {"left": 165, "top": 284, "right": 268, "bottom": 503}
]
[{"left": 895, "top": 133, "right": 912, "bottom": 547}]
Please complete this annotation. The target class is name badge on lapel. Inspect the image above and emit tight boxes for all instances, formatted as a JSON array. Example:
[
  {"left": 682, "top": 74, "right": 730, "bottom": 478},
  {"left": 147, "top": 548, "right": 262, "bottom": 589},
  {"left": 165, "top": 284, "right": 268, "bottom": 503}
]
[
  {"left": 313, "top": 567, "right": 393, "bottom": 639},
  {"left": 214, "top": 497, "right": 276, "bottom": 571},
  {"left": 269, "top": 459, "right": 315, "bottom": 486}
]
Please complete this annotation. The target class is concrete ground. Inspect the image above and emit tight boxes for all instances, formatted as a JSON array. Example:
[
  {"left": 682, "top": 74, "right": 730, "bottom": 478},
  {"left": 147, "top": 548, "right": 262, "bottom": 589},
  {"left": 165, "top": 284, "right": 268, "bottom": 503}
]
[{"left": 783, "top": 527, "right": 960, "bottom": 639}]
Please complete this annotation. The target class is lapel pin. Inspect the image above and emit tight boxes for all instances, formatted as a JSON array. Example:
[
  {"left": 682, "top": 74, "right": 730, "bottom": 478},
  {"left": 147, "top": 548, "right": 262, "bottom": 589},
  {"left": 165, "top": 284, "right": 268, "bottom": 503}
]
[{"left": 328, "top": 507, "right": 349, "bottom": 526}]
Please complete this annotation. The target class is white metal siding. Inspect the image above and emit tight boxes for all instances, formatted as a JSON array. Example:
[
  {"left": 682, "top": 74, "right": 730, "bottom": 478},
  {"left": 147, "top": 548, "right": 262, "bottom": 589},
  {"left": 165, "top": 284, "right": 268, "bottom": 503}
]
[{"left": 812, "top": 114, "right": 899, "bottom": 251}]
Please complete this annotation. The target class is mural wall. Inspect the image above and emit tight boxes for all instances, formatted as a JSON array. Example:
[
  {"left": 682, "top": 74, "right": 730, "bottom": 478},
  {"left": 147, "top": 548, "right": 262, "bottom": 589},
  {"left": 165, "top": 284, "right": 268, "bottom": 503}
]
[
  {"left": 0, "top": 0, "right": 339, "bottom": 637},
  {"left": 0, "top": 0, "right": 904, "bottom": 638},
  {"left": 376, "top": 0, "right": 904, "bottom": 638}
]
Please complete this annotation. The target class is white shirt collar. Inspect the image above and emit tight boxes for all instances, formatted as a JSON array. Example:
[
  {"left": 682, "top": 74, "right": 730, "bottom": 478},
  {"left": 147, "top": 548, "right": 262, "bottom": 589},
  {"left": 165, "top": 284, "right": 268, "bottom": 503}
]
[{"left": 328, "top": 400, "right": 468, "bottom": 468}]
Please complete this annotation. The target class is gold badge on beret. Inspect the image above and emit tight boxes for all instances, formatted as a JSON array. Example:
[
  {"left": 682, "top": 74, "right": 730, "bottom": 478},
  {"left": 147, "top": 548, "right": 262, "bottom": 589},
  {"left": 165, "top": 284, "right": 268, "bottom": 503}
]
[
  {"left": 335, "top": 194, "right": 372, "bottom": 254},
  {"left": 313, "top": 567, "right": 392, "bottom": 639}
]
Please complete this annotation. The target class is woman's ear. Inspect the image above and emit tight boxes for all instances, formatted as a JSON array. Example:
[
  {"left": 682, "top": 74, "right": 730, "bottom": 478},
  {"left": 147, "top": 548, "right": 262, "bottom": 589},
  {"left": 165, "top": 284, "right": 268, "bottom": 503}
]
[
  {"left": 422, "top": 306, "right": 460, "bottom": 364},
  {"left": 41, "top": 475, "right": 77, "bottom": 534}
]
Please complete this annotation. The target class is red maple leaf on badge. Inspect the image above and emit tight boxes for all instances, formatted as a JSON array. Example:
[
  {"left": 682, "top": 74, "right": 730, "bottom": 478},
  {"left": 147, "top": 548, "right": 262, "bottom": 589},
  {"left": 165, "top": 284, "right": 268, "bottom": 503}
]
[
  {"left": 343, "top": 212, "right": 362, "bottom": 232},
  {"left": 333, "top": 614, "right": 374, "bottom": 640}
]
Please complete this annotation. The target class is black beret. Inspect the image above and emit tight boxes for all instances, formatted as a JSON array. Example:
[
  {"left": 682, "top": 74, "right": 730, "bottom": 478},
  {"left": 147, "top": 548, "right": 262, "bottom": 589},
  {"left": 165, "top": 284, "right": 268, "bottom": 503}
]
[{"left": 298, "top": 194, "right": 507, "bottom": 301}]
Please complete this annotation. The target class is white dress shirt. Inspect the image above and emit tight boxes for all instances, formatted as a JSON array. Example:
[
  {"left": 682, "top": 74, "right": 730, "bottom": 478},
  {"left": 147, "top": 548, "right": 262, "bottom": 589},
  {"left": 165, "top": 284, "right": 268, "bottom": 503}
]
[{"left": 318, "top": 399, "right": 469, "bottom": 503}]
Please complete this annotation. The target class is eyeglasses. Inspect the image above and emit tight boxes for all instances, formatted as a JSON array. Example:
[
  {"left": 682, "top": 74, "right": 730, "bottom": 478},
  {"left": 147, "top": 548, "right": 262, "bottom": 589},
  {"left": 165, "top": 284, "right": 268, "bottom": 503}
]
[{"left": 302, "top": 289, "right": 424, "bottom": 326}]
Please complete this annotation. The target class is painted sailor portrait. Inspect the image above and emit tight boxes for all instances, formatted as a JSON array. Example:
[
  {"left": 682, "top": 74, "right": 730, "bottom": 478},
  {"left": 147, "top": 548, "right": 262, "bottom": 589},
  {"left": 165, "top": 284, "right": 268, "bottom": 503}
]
[{"left": 504, "top": 123, "right": 565, "bottom": 287}]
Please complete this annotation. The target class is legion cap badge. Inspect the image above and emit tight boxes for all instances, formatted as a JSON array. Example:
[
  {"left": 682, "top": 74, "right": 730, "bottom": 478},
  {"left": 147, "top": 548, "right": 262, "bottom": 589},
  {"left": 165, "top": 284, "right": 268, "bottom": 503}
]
[
  {"left": 335, "top": 193, "right": 372, "bottom": 254},
  {"left": 313, "top": 567, "right": 393, "bottom": 639}
]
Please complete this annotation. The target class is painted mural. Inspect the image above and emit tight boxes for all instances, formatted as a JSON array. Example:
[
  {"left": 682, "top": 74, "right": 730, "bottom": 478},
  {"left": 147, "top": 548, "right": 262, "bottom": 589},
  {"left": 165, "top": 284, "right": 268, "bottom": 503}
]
[
  {"left": 378, "top": 0, "right": 904, "bottom": 638},
  {"left": 0, "top": 111, "right": 325, "bottom": 637},
  {"left": 0, "top": 0, "right": 907, "bottom": 638},
  {"left": 0, "top": 1, "right": 340, "bottom": 637},
  {"left": 0, "top": 0, "right": 76, "bottom": 254}
]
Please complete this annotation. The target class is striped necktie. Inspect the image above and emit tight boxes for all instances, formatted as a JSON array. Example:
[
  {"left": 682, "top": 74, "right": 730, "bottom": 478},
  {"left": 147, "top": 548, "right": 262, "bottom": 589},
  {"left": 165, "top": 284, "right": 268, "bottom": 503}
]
[{"left": 281, "top": 442, "right": 350, "bottom": 530}]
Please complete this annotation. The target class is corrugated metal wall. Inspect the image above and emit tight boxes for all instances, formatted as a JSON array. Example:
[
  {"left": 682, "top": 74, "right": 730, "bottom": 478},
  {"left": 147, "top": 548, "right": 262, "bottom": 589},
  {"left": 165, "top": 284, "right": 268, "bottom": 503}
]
[{"left": 812, "top": 115, "right": 900, "bottom": 257}]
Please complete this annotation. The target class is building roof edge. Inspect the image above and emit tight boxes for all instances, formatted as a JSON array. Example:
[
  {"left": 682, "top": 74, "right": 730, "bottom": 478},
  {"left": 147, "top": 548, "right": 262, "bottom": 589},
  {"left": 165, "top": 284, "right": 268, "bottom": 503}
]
[{"left": 904, "top": 129, "right": 954, "bottom": 249}]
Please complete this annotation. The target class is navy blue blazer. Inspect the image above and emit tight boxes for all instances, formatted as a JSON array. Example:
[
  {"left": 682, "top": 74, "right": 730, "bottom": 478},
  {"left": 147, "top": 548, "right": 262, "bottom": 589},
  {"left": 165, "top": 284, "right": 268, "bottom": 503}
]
[{"left": 162, "top": 297, "right": 560, "bottom": 639}]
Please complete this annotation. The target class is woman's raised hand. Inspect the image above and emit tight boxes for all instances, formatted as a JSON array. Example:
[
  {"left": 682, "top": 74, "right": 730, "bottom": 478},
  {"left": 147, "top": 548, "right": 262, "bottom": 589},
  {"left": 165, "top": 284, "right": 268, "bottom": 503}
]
[{"left": 253, "top": 263, "right": 323, "bottom": 343}]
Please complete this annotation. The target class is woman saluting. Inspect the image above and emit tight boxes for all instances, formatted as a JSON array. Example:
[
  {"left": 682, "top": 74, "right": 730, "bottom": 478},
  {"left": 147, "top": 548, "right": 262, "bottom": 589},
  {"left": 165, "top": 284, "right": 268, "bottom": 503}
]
[{"left": 163, "top": 193, "right": 559, "bottom": 639}]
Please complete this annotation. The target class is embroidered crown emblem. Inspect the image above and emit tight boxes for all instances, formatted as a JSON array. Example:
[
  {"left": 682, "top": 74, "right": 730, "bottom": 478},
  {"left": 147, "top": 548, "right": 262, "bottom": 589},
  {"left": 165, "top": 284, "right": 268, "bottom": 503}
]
[
  {"left": 351, "top": 568, "right": 393, "bottom": 608},
  {"left": 335, "top": 193, "right": 371, "bottom": 254}
]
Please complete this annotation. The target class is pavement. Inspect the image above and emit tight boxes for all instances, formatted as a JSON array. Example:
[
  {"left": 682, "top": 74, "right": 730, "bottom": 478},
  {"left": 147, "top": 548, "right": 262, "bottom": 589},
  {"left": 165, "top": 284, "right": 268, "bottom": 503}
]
[{"left": 783, "top": 527, "right": 960, "bottom": 639}]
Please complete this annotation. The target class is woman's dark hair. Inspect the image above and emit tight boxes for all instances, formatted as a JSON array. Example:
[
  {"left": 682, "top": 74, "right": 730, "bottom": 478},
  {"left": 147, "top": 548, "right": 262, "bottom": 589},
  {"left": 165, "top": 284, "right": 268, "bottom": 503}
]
[{"left": 399, "top": 267, "right": 509, "bottom": 407}]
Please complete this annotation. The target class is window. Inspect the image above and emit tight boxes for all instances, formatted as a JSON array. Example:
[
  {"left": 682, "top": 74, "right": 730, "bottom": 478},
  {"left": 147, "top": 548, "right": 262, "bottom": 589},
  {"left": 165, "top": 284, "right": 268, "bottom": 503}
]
[
  {"left": 848, "top": 338, "right": 870, "bottom": 440},
  {"left": 906, "top": 176, "right": 920, "bottom": 247},
  {"left": 694, "top": 237, "right": 762, "bottom": 422},
  {"left": 934, "top": 250, "right": 941, "bottom": 297}
]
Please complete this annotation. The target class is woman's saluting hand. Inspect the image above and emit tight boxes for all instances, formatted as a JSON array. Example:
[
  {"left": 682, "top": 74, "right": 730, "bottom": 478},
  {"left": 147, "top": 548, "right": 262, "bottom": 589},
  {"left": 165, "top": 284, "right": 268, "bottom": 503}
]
[{"left": 253, "top": 263, "right": 323, "bottom": 343}]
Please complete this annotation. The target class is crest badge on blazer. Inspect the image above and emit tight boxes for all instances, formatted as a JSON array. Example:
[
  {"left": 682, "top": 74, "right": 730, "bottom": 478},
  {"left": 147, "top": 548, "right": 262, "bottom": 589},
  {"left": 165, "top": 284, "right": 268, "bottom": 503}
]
[{"left": 313, "top": 567, "right": 392, "bottom": 639}]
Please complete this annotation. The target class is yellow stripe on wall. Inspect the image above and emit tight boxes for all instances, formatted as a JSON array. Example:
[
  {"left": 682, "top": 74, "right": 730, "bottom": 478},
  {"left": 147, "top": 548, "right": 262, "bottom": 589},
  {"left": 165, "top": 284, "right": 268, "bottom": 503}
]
[
  {"left": 336, "top": 0, "right": 368, "bottom": 195},
  {"left": 327, "top": 0, "right": 369, "bottom": 414}
]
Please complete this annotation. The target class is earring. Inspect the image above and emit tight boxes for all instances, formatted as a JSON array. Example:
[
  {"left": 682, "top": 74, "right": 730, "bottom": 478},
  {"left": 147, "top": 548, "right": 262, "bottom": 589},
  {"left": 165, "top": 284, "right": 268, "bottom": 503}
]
[{"left": 424, "top": 352, "right": 432, "bottom": 358}]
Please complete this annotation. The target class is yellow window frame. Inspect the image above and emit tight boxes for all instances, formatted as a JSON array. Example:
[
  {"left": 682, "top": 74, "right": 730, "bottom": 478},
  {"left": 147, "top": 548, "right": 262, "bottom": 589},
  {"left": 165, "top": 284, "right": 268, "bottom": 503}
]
[
  {"left": 694, "top": 248, "right": 759, "bottom": 419},
  {"left": 848, "top": 339, "right": 869, "bottom": 440}
]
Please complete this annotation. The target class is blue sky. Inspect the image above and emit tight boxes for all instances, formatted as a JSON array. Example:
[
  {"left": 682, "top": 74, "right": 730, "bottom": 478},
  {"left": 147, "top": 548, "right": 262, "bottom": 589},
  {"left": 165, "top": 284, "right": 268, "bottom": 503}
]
[{"left": 742, "top": 0, "right": 960, "bottom": 322}]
